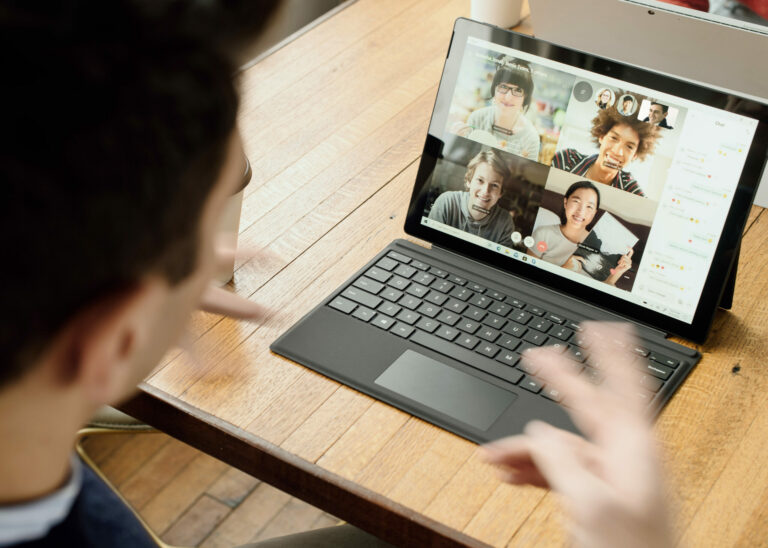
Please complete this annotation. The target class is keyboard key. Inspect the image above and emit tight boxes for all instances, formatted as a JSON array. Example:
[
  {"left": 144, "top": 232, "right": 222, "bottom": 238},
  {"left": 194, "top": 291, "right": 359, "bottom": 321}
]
[
  {"left": 352, "top": 306, "right": 376, "bottom": 322},
  {"left": 641, "top": 374, "right": 663, "bottom": 392},
  {"left": 387, "top": 276, "right": 410, "bottom": 290},
  {"left": 550, "top": 326, "right": 573, "bottom": 341},
  {"left": 413, "top": 272, "right": 435, "bottom": 286},
  {"left": 509, "top": 310, "right": 532, "bottom": 325},
  {"left": 387, "top": 251, "right": 411, "bottom": 263},
  {"left": 649, "top": 352, "right": 679, "bottom": 368},
  {"left": 437, "top": 310, "right": 460, "bottom": 326},
  {"left": 643, "top": 361, "right": 673, "bottom": 380},
  {"left": 468, "top": 282, "right": 486, "bottom": 293},
  {"left": 416, "top": 303, "right": 440, "bottom": 318},
  {"left": 432, "top": 280, "right": 454, "bottom": 293},
  {"left": 329, "top": 296, "right": 356, "bottom": 314},
  {"left": 503, "top": 322, "right": 527, "bottom": 338},
  {"left": 365, "top": 266, "right": 392, "bottom": 283},
  {"left": 518, "top": 357, "right": 540, "bottom": 375},
  {"left": 498, "top": 336, "right": 521, "bottom": 352},
  {"left": 429, "top": 266, "right": 448, "bottom": 278},
  {"left": 445, "top": 298, "right": 468, "bottom": 314},
  {"left": 391, "top": 323, "right": 414, "bottom": 338},
  {"left": 465, "top": 306, "right": 487, "bottom": 321},
  {"left": 487, "top": 289, "right": 505, "bottom": 300},
  {"left": 457, "top": 318, "right": 481, "bottom": 334},
  {"left": 353, "top": 276, "right": 384, "bottom": 294},
  {"left": 405, "top": 283, "right": 429, "bottom": 298},
  {"left": 415, "top": 317, "right": 439, "bottom": 333},
  {"left": 376, "top": 257, "right": 398, "bottom": 271},
  {"left": 377, "top": 302, "right": 401, "bottom": 317},
  {"left": 527, "top": 306, "right": 546, "bottom": 316},
  {"left": 495, "top": 351, "right": 520, "bottom": 368},
  {"left": 411, "top": 260, "right": 429, "bottom": 271},
  {"left": 477, "top": 326, "right": 500, "bottom": 342},
  {"left": 530, "top": 318, "right": 553, "bottom": 333},
  {"left": 456, "top": 333, "right": 480, "bottom": 350},
  {"left": 410, "top": 331, "right": 526, "bottom": 384},
  {"left": 570, "top": 348, "right": 588, "bottom": 362},
  {"left": 396, "top": 310, "right": 421, "bottom": 325},
  {"left": 476, "top": 342, "right": 500, "bottom": 358},
  {"left": 572, "top": 334, "right": 589, "bottom": 347},
  {"left": 488, "top": 301, "right": 513, "bottom": 317},
  {"left": 450, "top": 286, "right": 472, "bottom": 301},
  {"left": 482, "top": 313, "right": 506, "bottom": 329},
  {"left": 632, "top": 345, "right": 650, "bottom": 357},
  {"left": 548, "top": 341, "right": 569, "bottom": 354},
  {"left": 507, "top": 297, "right": 527, "bottom": 308},
  {"left": 542, "top": 387, "right": 564, "bottom": 402},
  {"left": 566, "top": 320, "right": 582, "bottom": 331},
  {"left": 449, "top": 275, "right": 467, "bottom": 285},
  {"left": 469, "top": 294, "right": 491, "bottom": 309},
  {"left": 583, "top": 367, "right": 604, "bottom": 385},
  {"left": 398, "top": 295, "right": 422, "bottom": 310},
  {"left": 546, "top": 312, "right": 566, "bottom": 325},
  {"left": 523, "top": 331, "right": 548, "bottom": 346},
  {"left": 425, "top": 292, "right": 448, "bottom": 306},
  {"left": 517, "top": 341, "right": 537, "bottom": 354},
  {"left": 372, "top": 315, "right": 395, "bottom": 330},
  {"left": 342, "top": 287, "right": 382, "bottom": 309},
  {"left": 394, "top": 264, "right": 417, "bottom": 279},
  {"left": 380, "top": 287, "right": 403, "bottom": 302},
  {"left": 520, "top": 376, "right": 543, "bottom": 394},
  {"left": 435, "top": 325, "right": 459, "bottom": 341}
]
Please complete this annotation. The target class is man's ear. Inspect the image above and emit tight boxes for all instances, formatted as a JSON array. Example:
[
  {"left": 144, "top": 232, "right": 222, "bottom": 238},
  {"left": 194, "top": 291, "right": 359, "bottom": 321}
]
[{"left": 56, "top": 279, "right": 166, "bottom": 405}]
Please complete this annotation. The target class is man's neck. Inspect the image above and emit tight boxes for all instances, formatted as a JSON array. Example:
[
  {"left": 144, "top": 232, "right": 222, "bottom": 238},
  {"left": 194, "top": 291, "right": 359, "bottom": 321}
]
[
  {"left": 0, "top": 380, "right": 83, "bottom": 505},
  {"left": 586, "top": 162, "right": 617, "bottom": 185}
]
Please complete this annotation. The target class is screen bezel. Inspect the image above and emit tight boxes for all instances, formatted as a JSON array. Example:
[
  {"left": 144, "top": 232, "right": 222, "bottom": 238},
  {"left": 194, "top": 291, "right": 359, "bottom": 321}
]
[{"left": 403, "top": 17, "right": 768, "bottom": 344}]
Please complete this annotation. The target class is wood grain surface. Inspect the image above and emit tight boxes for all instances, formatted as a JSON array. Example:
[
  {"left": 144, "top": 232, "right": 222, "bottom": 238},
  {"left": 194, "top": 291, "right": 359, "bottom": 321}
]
[{"left": 121, "top": 1, "right": 768, "bottom": 546}]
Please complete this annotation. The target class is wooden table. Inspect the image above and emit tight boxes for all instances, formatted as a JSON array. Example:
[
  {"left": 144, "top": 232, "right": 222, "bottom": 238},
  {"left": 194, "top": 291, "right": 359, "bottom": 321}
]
[{"left": 123, "top": 0, "right": 768, "bottom": 545}]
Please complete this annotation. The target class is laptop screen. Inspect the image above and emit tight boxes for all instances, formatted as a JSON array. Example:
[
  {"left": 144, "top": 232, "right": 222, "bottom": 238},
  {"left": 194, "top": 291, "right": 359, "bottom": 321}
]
[{"left": 405, "top": 19, "right": 768, "bottom": 341}]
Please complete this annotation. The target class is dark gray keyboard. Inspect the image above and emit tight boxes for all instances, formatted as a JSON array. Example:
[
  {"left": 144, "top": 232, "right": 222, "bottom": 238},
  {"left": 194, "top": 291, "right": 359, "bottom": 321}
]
[{"left": 327, "top": 250, "right": 682, "bottom": 408}]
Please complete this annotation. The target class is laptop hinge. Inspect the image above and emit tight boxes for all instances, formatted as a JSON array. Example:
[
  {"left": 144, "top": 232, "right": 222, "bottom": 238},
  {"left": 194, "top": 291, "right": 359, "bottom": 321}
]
[{"left": 427, "top": 243, "right": 671, "bottom": 342}]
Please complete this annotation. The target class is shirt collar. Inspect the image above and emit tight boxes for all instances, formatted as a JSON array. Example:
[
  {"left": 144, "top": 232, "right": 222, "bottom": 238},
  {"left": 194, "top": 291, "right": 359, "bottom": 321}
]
[{"left": 0, "top": 455, "right": 83, "bottom": 546}]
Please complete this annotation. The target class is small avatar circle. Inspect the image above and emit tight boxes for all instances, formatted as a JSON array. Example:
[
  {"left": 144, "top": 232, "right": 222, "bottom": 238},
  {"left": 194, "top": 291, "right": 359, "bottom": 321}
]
[{"left": 523, "top": 235, "right": 535, "bottom": 248}]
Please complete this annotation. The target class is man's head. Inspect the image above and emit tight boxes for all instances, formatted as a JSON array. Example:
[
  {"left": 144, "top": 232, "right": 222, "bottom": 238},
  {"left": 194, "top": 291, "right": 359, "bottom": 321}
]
[
  {"left": 648, "top": 102, "right": 669, "bottom": 125},
  {"left": 0, "top": 1, "right": 277, "bottom": 406},
  {"left": 590, "top": 107, "right": 660, "bottom": 173},
  {"left": 464, "top": 150, "right": 512, "bottom": 219}
]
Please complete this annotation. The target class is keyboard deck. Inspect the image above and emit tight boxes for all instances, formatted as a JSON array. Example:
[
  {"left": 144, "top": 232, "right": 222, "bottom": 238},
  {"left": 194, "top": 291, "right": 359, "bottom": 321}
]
[{"left": 327, "top": 249, "right": 685, "bottom": 409}]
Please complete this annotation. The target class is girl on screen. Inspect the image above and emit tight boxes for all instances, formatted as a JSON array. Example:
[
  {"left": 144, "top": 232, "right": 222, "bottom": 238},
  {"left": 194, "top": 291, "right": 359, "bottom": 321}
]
[
  {"left": 527, "top": 181, "right": 632, "bottom": 286},
  {"left": 450, "top": 56, "right": 540, "bottom": 160}
]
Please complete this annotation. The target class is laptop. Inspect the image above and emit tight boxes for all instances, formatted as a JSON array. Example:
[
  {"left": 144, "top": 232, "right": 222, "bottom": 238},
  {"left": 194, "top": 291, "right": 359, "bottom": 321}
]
[{"left": 271, "top": 18, "right": 768, "bottom": 443}]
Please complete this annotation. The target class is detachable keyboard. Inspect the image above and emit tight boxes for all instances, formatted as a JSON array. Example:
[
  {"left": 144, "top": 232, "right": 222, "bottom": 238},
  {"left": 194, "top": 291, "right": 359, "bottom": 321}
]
[{"left": 328, "top": 248, "right": 686, "bottom": 410}]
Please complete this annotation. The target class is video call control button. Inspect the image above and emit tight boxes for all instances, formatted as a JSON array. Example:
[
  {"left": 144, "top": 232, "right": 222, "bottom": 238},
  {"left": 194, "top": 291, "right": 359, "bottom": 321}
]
[
  {"left": 386, "top": 251, "right": 411, "bottom": 264},
  {"left": 342, "top": 287, "right": 381, "bottom": 309},
  {"left": 329, "top": 296, "right": 357, "bottom": 315},
  {"left": 523, "top": 236, "right": 535, "bottom": 248},
  {"left": 511, "top": 231, "right": 522, "bottom": 244},
  {"left": 572, "top": 81, "right": 594, "bottom": 102}
]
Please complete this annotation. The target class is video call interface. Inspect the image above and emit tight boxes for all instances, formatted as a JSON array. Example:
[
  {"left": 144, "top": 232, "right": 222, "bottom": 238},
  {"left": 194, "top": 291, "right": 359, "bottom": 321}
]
[{"left": 420, "top": 36, "right": 759, "bottom": 324}]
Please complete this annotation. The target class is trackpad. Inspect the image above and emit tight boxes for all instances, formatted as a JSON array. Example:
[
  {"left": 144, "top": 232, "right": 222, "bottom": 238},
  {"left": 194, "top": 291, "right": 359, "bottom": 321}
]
[{"left": 375, "top": 350, "right": 517, "bottom": 431}]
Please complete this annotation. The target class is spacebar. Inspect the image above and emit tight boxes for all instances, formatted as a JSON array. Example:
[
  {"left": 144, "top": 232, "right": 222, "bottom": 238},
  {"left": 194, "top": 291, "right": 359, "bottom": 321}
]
[{"left": 410, "top": 331, "right": 523, "bottom": 384}]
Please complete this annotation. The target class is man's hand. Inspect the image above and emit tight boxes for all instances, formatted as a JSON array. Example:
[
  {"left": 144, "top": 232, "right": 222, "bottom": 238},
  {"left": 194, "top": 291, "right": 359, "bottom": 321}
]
[{"left": 481, "top": 322, "right": 674, "bottom": 548}]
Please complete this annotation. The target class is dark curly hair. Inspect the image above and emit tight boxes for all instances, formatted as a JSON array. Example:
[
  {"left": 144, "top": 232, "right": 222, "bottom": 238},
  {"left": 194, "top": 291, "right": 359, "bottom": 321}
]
[{"left": 590, "top": 106, "right": 661, "bottom": 161}]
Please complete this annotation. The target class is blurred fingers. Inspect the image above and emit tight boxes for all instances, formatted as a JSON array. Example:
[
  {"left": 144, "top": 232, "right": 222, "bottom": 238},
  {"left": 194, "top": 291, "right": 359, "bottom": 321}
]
[{"left": 199, "top": 285, "right": 268, "bottom": 320}]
